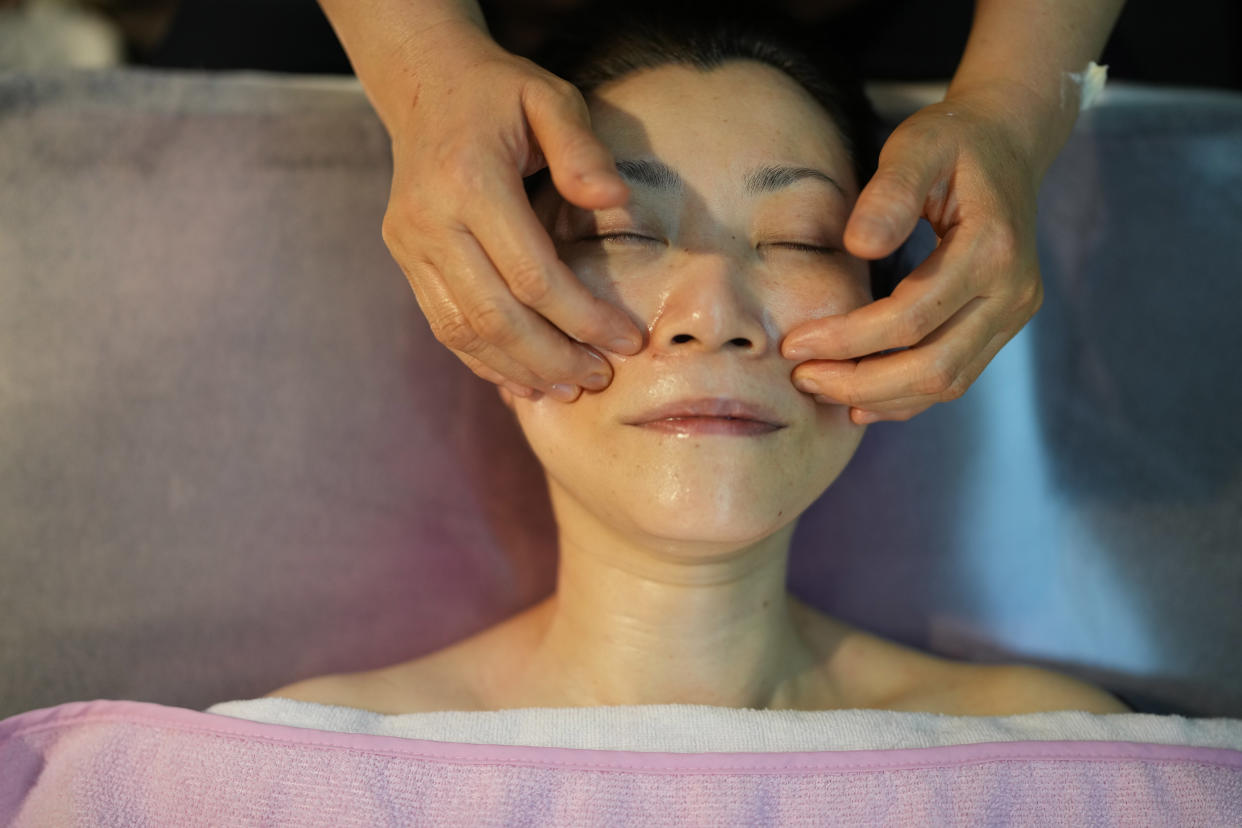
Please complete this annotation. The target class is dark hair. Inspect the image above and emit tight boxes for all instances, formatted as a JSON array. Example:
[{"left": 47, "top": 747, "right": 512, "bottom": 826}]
[{"left": 523, "top": 0, "right": 902, "bottom": 299}]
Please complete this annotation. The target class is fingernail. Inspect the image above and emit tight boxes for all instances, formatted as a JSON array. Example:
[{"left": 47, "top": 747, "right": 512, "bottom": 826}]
[
  {"left": 583, "top": 351, "right": 612, "bottom": 386},
  {"left": 856, "top": 410, "right": 879, "bottom": 424},
  {"left": 607, "top": 336, "right": 641, "bottom": 354},
  {"left": 582, "top": 171, "right": 623, "bottom": 188},
  {"left": 784, "top": 344, "right": 810, "bottom": 360},
  {"left": 794, "top": 377, "right": 820, "bottom": 394},
  {"left": 549, "top": 383, "right": 579, "bottom": 401}
]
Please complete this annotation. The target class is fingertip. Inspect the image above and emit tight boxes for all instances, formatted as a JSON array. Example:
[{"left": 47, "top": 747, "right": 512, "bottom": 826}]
[
  {"left": 782, "top": 343, "right": 811, "bottom": 361},
  {"left": 844, "top": 213, "right": 900, "bottom": 259},
  {"left": 780, "top": 320, "right": 820, "bottom": 354},
  {"left": 579, "top": 169, "right": 625, "bottom": 189},
  {"left": 852, "top": 408, "right": 879, "bottom": 425},
  {"left": 563, "top": 171, "right": 629, "bottom": 208},
  {"left": 605, "top": 331, "right": 643, "bottom": 355}
]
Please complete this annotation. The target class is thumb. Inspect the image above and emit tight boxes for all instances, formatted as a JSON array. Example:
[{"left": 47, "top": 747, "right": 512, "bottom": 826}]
[
  {"left": 524, "top": 80, "right": 629, "bottom": 210},
  {"left": 846, "top": 138, "right": 948, "bottom": 260}
]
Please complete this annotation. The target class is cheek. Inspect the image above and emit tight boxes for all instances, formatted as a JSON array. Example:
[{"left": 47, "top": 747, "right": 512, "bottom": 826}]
[
  {"left": 513, "top": 397, "right": 614, "bottom": 484},
  {"left": 765, "top": 270, "right": 872, "bottom": 331},
  {"left": 556, "top": 252, "right": 630, "bottom": 306}
]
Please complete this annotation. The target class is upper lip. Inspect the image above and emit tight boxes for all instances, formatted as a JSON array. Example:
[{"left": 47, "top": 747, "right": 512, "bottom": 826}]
[{"left": 625, "top": 397, "right": 787, "bottom": 427}]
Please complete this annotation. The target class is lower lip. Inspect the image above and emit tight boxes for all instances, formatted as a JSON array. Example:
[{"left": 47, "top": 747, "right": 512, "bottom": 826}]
[{"left": 633, "top": 417, "right": 784, "bottom": 436}]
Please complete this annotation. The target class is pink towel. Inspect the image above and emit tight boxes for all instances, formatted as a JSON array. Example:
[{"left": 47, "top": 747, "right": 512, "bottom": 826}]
[{"left": 3, "top": 699, "right": 1240, "bottom": 826}]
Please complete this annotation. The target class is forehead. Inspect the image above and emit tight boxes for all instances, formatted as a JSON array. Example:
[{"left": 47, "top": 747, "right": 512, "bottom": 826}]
[{"left": 584, "top": 60, "right": 855, "bottom": 196}]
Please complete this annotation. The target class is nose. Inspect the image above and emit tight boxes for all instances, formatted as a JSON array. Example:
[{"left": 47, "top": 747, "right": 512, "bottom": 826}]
[{"left": 647, "top": 254, "right": 772, "bottom": 357}]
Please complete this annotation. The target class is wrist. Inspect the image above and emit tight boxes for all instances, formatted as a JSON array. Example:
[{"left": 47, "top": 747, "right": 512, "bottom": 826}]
[
  {"left": 318, "top": 0, "right": 496, "bottom": 137},
  {"left": 372, "top": 17, "right": 503, "bottom": 138},
  {"left": 943, "top": 78, "right": 1079, "bottom": 181}
]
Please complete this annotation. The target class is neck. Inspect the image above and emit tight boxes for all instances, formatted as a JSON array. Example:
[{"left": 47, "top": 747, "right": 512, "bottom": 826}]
[{"left": 486, "top": 482, "right": 842, "bottom": 710}]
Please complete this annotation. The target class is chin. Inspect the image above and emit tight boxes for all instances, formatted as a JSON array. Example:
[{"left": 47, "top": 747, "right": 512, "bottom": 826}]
[
  {"left": 618, "top": 470, "right": 804, "bottom": 548},
  {"left": 524, "top": 408, "right": 857, "bottom": 548}
]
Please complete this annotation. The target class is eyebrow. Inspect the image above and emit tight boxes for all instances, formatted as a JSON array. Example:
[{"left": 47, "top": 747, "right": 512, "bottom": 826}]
[{"left": 613, "top": 157, "right": 846, "bottom": 199}]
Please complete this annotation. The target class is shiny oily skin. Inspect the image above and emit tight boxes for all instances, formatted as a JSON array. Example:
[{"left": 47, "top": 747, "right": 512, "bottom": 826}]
[
  {"left": 478, "top": 60, "right": 881, "bottom": 711},
  {"left": 506, "top": 60, "right": 873, "bottom": 547}
]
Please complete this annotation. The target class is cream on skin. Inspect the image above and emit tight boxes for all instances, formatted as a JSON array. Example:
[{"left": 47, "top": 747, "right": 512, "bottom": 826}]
[{"left": 493, "top": 60, "right": 874, "bottom": 710}]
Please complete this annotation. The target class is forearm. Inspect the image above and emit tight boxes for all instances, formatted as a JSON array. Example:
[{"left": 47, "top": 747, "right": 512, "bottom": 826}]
[
  {"left": 946, "top": 0, "right": 1127, "bottom": 176},
  {"left": 317, "top": 0, "right": 491, "bottom": 135}
]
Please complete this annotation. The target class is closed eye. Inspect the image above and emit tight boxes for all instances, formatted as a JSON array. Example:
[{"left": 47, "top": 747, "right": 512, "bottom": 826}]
[
  {"left": 770, "top": 242, "right": 839, "bottom": 254},
  {"left": 579, "top": 235, "right": 838, "bottom": 255},
  {"left": 578, "top": 233, "right": 658, "bottom": 244}
]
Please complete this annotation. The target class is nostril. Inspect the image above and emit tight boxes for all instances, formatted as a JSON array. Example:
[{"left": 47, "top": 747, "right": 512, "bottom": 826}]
[{"left": 667, "top": 335, "right": 754, "bottom": 346}]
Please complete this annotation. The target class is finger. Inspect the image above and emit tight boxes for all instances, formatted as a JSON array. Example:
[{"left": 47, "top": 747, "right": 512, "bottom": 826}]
[
  {"left": 461, "top": 155, "right": 644, "bottom": 362},
  {"left": 844, "top": 125, "right": 955, "bottom": 260},
  {"left": 437, "top": 225, "right": 618, "bottom": 393},
  {"left": 849, "top": 404, "right": 929, "bottom": 425},
  {"left": 793, "top": 294, "right": 996, "bottom": 408},
  {"left": 524, "top": 79, "right": 630, "bottom": 210},
  {"left": 783, "top": 225, "right": 978, "bottom": 360},
  {"left": 829, "top": 316, "right": 1024, "bottom": 418},
  {"left": 463, "top": 353, "right": 536, "bottom": 398},
  {"left": 401, "top": 252, "right": 555, "bottom": 392}
]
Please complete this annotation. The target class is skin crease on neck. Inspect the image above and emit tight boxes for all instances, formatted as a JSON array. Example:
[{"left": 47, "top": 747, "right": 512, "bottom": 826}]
[{"left": 471, "top": 59, "right": 880, "bottom": 712}]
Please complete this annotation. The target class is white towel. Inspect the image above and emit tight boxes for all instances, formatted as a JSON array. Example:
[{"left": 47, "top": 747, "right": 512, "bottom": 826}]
[{"left": 205, "top": 697, "right": 1242, "bottom": 752}]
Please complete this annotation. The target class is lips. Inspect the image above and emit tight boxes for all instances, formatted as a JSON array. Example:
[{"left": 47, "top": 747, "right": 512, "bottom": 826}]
[{"left": 625, "top": 397, "right": 786, "bottom": 427}]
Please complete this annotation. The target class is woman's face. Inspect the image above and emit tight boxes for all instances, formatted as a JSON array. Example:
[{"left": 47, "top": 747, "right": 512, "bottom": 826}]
[{"left": 505, "top": 59, "right": 871, "bottom": 547}]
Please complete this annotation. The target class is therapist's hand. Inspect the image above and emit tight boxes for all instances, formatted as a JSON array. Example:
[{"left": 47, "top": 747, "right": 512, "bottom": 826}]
[
  {"left": 381, "top": 21, "right": 643, "bottom": 402},
  {"left": 782, "top": 88, "right": 1046, "bottom": 425}
]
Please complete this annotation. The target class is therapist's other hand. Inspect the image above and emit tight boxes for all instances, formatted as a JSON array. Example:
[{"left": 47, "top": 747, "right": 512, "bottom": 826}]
[
  {"left": 782, "top": 89, "right": 1045, "bottom": 425},
  {"left": 381, "top": 21, "right": 643, "bottom": 403}
]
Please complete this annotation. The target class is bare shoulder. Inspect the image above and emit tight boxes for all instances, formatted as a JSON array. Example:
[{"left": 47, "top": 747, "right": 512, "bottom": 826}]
[
  {"left": 895, "top": 657, "right": 1134, "bottom": 716},
  {"left": 260, "top": 606, "right": 539, "bottom": 713},
  {"left": 802, "top": 606, "right": 1133, "bottom": 716},
  {"left": 975, "top": 664, "right": 1134, "bottom": 715},
  {"left": 262, "top": 663, "right": 468, "bottom": 714},
  {"left": 261, "top": 673, "right": 365, "bottom": 707}
]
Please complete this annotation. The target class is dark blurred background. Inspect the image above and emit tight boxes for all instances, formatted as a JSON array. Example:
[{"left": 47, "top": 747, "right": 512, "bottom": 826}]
[{"left": 3, "top": 0, "right": 1239, "bottom": 91}]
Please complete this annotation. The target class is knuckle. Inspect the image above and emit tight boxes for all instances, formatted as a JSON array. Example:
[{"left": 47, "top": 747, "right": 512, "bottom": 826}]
[
  {"left": 466, "top": 295, "right": 520, "bottom": 346},
  {"left": 439, "top": 145, "right": 488, "bottom": 193},
  {"left": 913, "top": 358, "right": 956, "bottom": 396},
  {"left": 380, "top": 210, "right": 403, "bottom": 248},
  {"left": 1022, "top": 277, "right": 1045, "bottom": 315},
  {"left": 896, "top": 305, "right": 934, "bottom": 347},
  {"left": 432, "top": 310, "right": 482, "bottom": 352},
  {"left": 505, "top": 259, "right": 552, "bottom": 306},
  {"left": 383, "top": 203, "right": 433, "bottom": 249},
  {"left": 884, "top": 118, "right": 933, "bottom": 158},
  {"left": 549, "top": 76, "right": 586, "bottom": 110},
  {"left": 942, "top": 374, "right": 970, "bottom": 401},
  {"left": 870, "top": 172, "right": 922, "bottom": 212},
  {"left": 983, "top": 222, "right": 1021, "bottom": 266},
  {"left": 527, "top": 74, "right": 586, "bottom": 119}
]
